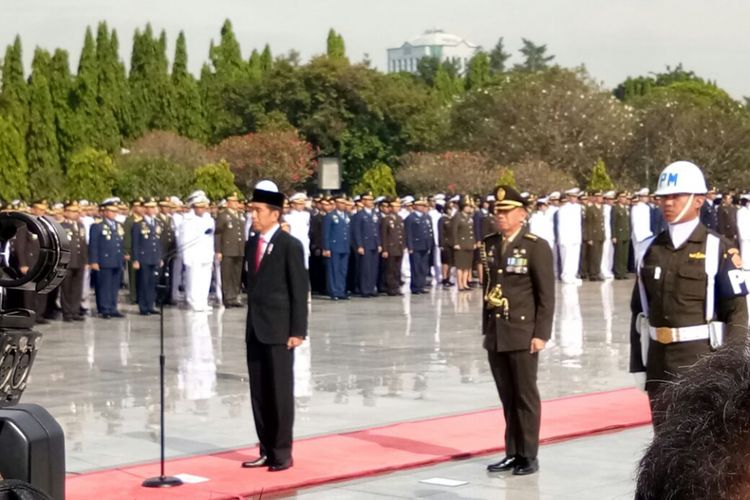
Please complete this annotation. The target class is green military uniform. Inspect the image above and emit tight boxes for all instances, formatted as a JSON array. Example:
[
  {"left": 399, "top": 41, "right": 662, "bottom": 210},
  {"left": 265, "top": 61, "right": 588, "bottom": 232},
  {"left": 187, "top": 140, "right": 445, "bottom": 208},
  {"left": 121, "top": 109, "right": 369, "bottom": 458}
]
[
  {"left": 583, "top": 202, "right": 605, "bottom": 280},
  {"left": 482, "top": 188, "right": 555, "bottom": 468},
  {"left": 214, "top": 205, "right": 246, "bottom": 306},
  {"left": 630, "top": 223, "right": 748, "bottom": 423},
  {"left": 611, "top": 199, "right": 631, "bottom": 279},
  {"left": 60, "top": 207, "right": 88, "bottom": 321},
  {"left": 123, "top": 201, "right": 143, "bottom": 304},
  {"left": 380, "top": 209, "right": 405, "bottom": 295},
  {"left": 450, "top": 212, "right": 475, "bottom": 271}
]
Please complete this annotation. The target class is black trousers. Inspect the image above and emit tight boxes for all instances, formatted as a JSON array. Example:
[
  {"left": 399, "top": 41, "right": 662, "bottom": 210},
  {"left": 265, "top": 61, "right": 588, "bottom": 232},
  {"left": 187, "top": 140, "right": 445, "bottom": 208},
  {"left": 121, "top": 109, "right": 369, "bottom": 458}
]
[
  {"left": 246, "top": 330, "right": 295, "bottom": 465},
  {"left": 220, "top": 256, "right": 243, "bottom": 304},
  {"left": 61, "top": 267, "right": 84, "bottom": 318},
  {"left": 487, "top": 349, "right": 541, "bottom": 459}
]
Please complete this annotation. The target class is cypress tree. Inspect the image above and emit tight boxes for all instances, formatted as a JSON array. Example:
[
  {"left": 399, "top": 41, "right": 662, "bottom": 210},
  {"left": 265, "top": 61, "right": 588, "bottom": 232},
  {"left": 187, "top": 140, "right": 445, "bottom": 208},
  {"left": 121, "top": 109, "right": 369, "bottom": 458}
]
[
  {"left": 172, "top": 31, "right": 207, "bottom": 141},
  {"left": 72, "top": 27, "right": 99, "bottom": 150},
  {"left": 489, "top": 37, "right": 511, "bottom": 75},
  {"left": 466, "top": 51, "right": 490, "bottom": 90},
  {"left": 326, "top": 29, "right": 346, "bottom": 61},
  {"left": 94, "top": 22, "right": 121, "bottom": 152},
  {"left": 1, "top": 35, "right": 29, "bottom": 140},
  {"left": 27, "top": 49, "right": 64, "bottom": 199},
  {"left": 210, "top": 19, "right": 245, "bottom": 80},
  {"left": 129, "top": 25, "right": 175, "bottom": 136},
  {"left": 48, "top": 49, "right": 79, "bottom": 165},
  {"left": 151, "top": 29, "right": 176, "bottom": 131},
  {"left": 204, "top": 20, "right": 245, "bottom": 142},
  {"left": 248, "top": 49, "right": 263, "bottom": 80},
  {"left": 0, "top": 114, "right": 29, "bottom": 200},
  {"left": 260, "top": 44, "right": 273, "bottom": 73}
]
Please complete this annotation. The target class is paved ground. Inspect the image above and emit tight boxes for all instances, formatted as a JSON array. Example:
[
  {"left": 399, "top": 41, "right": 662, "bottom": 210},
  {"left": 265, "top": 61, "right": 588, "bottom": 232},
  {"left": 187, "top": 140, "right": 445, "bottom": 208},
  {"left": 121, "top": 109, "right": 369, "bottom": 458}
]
[{"left": 21, "top": 278, "right": 645, "bottom": 496}]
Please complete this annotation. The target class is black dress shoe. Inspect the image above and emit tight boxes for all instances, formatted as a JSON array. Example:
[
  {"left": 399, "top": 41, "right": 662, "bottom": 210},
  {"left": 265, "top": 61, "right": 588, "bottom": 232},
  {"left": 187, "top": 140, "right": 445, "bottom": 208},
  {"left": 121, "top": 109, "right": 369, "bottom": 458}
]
[
  {"left": 139, "top": 311, "right": 151, "bottom": 316},
  {"left": 241, "top": 455, "right": 268, "bottom": 468},
  {"left": 73, "top": 315, "right": 85, "bottom": 321},
  {"left": 63, "top": 316, "right": 74, "bottom": 323},
  {"left": 487, "top": 456, "right": 517, "bottom": 472},
  {"left": 35, "top": 318, "right": 50, "bottom": 325},
  {"left": 268, "top": 459, "right": 293, "bottom": 472},
  {"left": 149, "top": 309, "right": 160, "bottom": 315},
  {"left": 111, "top": 312, "right": 125, "bottom": 318},
  {"left": 101, "top": 314, "right": 111, "bottom": 320},
  {"left": 512, "top": 457, "right": 539, "bottom": 476}
]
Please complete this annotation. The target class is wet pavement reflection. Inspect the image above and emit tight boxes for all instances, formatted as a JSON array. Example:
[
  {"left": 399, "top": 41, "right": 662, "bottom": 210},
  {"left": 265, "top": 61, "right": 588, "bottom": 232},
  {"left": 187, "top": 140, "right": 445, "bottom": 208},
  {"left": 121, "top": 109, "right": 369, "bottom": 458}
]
[{"left": 22, "top": 280, "right": 636, "bottom": 473}]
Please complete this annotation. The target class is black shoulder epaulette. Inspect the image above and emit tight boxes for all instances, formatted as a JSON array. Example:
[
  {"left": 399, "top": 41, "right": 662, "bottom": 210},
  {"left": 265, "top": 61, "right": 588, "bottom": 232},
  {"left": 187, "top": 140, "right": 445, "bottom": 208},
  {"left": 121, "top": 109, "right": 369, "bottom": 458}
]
[
  {"left": 524, "top": 233, "right": 539, "bottom": 241},
  {"left": 483, "top": 232, "right": 500, "bottom": 241}
]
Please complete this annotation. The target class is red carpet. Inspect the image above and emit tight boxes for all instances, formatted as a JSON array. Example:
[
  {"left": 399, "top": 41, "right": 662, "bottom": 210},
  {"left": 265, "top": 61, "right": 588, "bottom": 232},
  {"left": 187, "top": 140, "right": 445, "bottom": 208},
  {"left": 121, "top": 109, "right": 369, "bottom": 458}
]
[{"left": 66, "top": 387, "right": 650, "bottom": 499}]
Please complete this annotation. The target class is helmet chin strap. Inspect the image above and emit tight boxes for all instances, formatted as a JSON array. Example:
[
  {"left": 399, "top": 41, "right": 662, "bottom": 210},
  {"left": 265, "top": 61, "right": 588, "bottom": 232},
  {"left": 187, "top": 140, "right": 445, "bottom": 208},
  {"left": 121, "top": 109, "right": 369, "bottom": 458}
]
[{"left": 670, "top": 194, "right": 694, "bottom": 225}]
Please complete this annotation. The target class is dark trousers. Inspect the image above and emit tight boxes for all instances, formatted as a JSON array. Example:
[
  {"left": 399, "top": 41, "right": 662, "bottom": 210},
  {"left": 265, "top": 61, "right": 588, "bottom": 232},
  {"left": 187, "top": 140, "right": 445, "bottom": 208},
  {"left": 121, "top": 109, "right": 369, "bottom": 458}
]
[
  {"left": 587, "top": 241, "right": 603, "bottom": 279},
  {"left": 96, "top": 267, "right": 122, "bottom": 315},
  {"left": 220, "top": 256, "right": 243, "bottom": 305},
  {"left": 409, "top": 250, "right": 430, "bottom": 292},
  {"left": 309, "top": 253, "right": 326, "bottom": 294},
  {"left": 357, "top": 249, "right": 379, "bottom": 296},
  {"left": 384, "top": 254, "right": 403, "bottom": 294},
  {"left": 136, "top": 264, "right": 157, "bottom": 313},
  {"left": 246, "top": 329, "right": 295, "bottom": 465},
  {"left": 326, "top": 252, "right": 349, "bottom": 299},
  {"left": 61, "top": 267, "right": 84, "bottom": 318},
  {"left": 127, "top": 261, "right": 137, "bottom": 304},
  {"left": 614, "top": 239, "right": 630, "bottom": 278},
  {"left": 347, "top": 251, "right": 358, "bottom": 294},
  {"left": 487, "top": 349, "right": 541, "bottom": 459}
]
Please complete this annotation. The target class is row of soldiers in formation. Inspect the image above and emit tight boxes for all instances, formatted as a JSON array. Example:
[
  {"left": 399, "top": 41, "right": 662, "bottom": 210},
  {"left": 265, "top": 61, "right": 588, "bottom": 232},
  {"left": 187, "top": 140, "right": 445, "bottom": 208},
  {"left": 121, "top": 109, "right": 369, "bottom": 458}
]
[{"left": 3, "top": 183, "right": 748, "bottom": 322}]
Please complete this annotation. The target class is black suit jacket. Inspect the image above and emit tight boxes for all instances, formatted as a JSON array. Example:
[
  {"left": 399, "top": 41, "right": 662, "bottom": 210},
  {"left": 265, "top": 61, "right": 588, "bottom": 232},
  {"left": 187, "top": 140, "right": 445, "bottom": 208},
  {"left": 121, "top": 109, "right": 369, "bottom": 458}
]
[{"left": 245, "top": 228, "right": 309, "bottom": 344}]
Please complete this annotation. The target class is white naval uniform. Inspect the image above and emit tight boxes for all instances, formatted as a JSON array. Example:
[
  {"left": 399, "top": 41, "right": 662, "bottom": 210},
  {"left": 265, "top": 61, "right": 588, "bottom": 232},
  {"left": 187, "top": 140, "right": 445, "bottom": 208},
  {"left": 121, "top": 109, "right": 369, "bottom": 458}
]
[
  {"left": 428, "top": 208, "right": 442, "bottom": 285},
  {"left": 286, "top": 209, "right": 311, "bottom": 269},
  {"left": 179, "top": 210, "right": 215, "bottom": 312},
  {"left": 738, "top": 205, "right": 750, "bottom": 272},
  {"left": 630, "top": 202, "right": 652, "bottom": 243},
  {"left": 600, "top": 203, "right": 614, "bottom": 279},
  {"left": 399, "top": 208, "right": 412, "bottom": 280},
  {"left": 556, "top": 202, "right": 583, "bottom": 284}
]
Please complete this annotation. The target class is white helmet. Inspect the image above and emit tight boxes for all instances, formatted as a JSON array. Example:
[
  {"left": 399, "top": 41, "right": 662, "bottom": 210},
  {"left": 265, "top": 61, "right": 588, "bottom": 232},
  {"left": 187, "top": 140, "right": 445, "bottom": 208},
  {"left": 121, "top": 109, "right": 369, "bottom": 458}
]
[{"left": 654, "top": 161, "right": 707, "bottom": 196}]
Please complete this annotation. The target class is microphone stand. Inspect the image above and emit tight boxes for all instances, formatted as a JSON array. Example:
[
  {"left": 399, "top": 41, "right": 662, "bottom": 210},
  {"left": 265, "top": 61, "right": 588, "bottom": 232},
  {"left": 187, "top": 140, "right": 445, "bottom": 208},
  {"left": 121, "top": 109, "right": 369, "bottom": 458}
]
[{"left": 143, "top": 256, "right": 182, "bottom": 488}]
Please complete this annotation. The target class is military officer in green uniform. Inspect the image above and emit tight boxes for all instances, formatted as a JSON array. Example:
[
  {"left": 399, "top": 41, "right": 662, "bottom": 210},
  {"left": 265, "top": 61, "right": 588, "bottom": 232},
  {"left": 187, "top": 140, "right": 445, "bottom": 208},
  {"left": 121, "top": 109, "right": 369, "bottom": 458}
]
[
  {"left": 584, "top": 191, "right": 605, "bottom": 281},
  {"left": 611, "top": 192, "right": 631, "bottom": 279},
  {"left": 483, "top": 185, "right": 555, "bottom": 477},
  {"left": 214, "top": 192, "right": 247, "bottom": 307},
  {"left": 630, "top": 161, "right": 748, "bottom": 426},
  {"left": 60, "top": 201, "right": 88, "bottom": 322},
  {"left": 123, "top": 198, "right": 144, "bottom": 304},
  {"left": 380, "top": 198, "right": 406, "bottom": 296}
]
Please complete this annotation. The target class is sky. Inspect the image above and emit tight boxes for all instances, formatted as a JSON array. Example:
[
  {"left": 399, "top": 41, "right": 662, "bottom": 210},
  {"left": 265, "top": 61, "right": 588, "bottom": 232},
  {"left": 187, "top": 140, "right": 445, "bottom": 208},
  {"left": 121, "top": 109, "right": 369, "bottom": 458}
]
[{"left": 2, "top": 0, "right": 749, "bottom": 98}]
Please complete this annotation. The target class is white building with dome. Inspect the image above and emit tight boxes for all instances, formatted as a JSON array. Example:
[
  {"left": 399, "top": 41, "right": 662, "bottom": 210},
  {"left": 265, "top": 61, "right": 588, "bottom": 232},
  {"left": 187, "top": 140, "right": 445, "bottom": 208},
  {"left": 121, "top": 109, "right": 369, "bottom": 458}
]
[{"left": 387, "top": 29, "right": 480, "bottom": 75}]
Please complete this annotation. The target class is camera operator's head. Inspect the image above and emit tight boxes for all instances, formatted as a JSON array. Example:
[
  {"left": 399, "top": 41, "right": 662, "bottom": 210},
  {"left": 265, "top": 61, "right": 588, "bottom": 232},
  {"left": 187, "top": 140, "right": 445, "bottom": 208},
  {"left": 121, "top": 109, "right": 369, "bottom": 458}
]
[{"left": 636, "top": 343, "right": 750, "bottom": 500}]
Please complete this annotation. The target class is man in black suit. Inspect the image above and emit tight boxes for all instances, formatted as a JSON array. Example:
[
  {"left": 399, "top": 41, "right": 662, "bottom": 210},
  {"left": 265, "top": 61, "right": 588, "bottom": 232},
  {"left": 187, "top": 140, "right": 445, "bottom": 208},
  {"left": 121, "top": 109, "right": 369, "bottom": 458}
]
[{"left": 242, "top": 180, "right": 308, "bottom": 472}]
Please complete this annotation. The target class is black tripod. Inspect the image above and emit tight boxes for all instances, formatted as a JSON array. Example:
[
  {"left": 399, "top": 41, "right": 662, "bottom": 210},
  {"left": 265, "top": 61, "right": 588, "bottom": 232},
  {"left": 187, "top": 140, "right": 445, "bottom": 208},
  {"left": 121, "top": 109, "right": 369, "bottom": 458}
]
[{"left": 143, "top": 260, "right": 182, "bottom": 488}]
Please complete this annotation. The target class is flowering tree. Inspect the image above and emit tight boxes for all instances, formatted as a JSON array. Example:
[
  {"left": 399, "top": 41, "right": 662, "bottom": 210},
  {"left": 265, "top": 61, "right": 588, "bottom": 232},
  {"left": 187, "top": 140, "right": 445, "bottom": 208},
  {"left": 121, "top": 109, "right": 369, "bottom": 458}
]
[
  {"left": 395, "top": 152, "right": 498, "bottom": 195},
  {"left": 213, "top": 130, "right": 317, "bottom": 192}
]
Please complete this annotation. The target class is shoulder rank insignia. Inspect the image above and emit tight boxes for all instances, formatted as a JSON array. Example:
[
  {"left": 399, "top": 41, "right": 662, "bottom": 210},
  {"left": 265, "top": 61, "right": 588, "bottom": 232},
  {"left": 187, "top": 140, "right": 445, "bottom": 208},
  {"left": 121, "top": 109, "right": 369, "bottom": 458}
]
[
  {"left": 524, "top": 233, "right": 539, "bottom": 241},
  {"left": 689, "top": 252, "right": 706, "bottom": 260}
]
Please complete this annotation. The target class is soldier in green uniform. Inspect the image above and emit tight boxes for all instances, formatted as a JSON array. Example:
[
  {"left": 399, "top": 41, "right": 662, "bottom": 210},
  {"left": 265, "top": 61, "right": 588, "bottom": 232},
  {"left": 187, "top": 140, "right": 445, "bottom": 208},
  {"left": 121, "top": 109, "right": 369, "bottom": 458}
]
[
  {"left": 611, "top": 192, "right": 631, "bottom": 279},
  {"left": 60, "top": 201, "right": 88, "bottom": 322},
  {"left": 630, "top": 161, "right": 748, "bottom": 426},
  {"left": 584, "top": 191, "right": 605, "bottom": 281},
  {"left": 483, "top": 185, "right": 554, "bottom": 477},
  {"left": 380, "top": 198, "right": 406, "bottom": 296},
  {"left": 123, "top": 198, "right": 144, "bottom": 304},
  {"left": 214, "top": 192, "right": 247, "bottom": 307}
]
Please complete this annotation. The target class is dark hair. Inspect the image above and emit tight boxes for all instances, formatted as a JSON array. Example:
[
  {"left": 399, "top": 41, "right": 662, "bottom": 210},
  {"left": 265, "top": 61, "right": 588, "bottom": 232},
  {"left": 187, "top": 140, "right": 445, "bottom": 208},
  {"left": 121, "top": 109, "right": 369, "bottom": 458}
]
[{"left": 636, "top": 343, "right": 750, "bottom": 500}]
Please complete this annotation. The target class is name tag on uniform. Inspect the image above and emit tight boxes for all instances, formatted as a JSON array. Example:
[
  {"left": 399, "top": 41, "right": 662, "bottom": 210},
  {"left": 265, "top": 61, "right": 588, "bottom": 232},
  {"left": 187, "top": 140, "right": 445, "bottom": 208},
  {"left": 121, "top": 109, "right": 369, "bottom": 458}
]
[{"left": 654, "top": 266, "right": 661, "bottom": 280}]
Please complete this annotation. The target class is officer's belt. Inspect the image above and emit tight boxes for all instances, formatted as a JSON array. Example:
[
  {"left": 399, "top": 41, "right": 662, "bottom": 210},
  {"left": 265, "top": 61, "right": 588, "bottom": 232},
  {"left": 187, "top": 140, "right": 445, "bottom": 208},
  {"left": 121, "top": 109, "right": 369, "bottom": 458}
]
[{"left": 648, "top": 325, "right": 710, "bottom": 344}]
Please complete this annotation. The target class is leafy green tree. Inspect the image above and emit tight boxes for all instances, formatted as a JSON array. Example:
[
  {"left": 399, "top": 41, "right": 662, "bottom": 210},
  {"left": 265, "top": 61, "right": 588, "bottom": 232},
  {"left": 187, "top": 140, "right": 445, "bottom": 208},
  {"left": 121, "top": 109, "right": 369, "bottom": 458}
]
[
  {"left": 1, "top": 35, "right": 29, "bottom": 139},
  {"left": 586, "top": 159, "right": 615, "bottom": 191},
  {"left": 260, "top": 44, "right": 273, "bottom": 73},
  {"left": 172, "top": 31, "right": 207, "bottom": 141},
  {"left": 72, "top": 27, "right": 99, "bottom": 151},
  {"left": 466, "top": 51, "right": 491, "bottom": 90},
  {"left": 114, "top": 154, "right": 194, "bottom": 199},
  {"left": 417, "top": 56, "right": 441, "bottom": 85},
  {"left": 0, "top": 114, "right": 29, "bottom": 200},
  {"left": 93, "top": 22, "right": 123, "bottom": 152},
  {"left": 614, "top": 64, "right": 710, "bottom": 102},
  {"left": 66, "top": 147, "right": 116, "bottom": 200},
  {"left": 489, "top": 37, "right": 511, "bottom": 74},
  {"left": 434, "top": 63, "right": 463, "bottom": 102},
  {"left": 516, "top": 38, "right": 555, "bottom": 72},
  {"left": 496, "top": 168, "right": 516, "bottom": 187},
  {"left": 27, "top": 48, "right": 64, "bottom": 199},
  {"left": 193, "top": 160, "right": 239, "bottom": 200},
  {"left": 48, "top": 49, "right": 79, "bottom": 165},
  {"left": 326, "top": 29, "right": 346, "bottom": 61},
  {"left": 396, "top": 152, "right": 497, "bottom": 195},
  {"left": 352, "top": 162, "right": 397, "bottom": 196},
  {"left": 210, "top": 20, "right": 246, "bottom": 80}
]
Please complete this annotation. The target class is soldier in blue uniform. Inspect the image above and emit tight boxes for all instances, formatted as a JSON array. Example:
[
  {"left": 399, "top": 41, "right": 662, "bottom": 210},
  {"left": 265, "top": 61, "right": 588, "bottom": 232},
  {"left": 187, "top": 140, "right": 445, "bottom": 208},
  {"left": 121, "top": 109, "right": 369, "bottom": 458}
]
[
  {"left": 89, "top": 199, "right": 126, "bottom": 319},
  {"left": 322, "top": 195, "right": 351, "bottom": 300},
  {"left": 132, "top": 197, "right": 163, "bottom": 315},
  {"left": 352, "top": 193, "right": 381, "bottom": 297},
  {"left": 405, "top": 198, "right": 435, "bottom": 294}
]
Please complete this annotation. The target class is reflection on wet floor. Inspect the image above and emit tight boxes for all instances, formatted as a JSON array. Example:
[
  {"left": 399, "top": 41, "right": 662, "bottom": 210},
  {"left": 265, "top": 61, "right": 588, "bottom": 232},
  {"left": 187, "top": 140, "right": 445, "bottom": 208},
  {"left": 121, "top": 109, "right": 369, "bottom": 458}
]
[{"left": 23, "top": 280, "right": 637, "bottom": 473}]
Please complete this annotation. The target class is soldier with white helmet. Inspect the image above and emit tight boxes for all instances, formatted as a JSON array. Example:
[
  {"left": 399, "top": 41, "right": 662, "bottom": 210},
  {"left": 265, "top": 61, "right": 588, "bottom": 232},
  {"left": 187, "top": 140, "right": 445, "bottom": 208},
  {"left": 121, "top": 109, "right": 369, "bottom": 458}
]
[{"left": 629, "top": 161, "right": 748, "bottom": 425}]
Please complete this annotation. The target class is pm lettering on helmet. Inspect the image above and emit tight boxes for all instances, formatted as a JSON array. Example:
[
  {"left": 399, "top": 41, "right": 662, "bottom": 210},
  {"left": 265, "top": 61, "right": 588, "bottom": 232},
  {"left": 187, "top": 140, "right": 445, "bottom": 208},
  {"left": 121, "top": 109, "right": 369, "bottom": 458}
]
[{"left": 660, "top": 172, "right": 678, "bottom": 187}]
